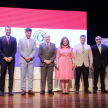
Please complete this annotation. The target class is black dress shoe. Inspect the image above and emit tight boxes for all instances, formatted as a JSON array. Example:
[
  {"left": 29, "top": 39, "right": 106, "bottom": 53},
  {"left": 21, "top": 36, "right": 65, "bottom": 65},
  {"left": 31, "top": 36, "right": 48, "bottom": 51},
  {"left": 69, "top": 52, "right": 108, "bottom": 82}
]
[
  {"left": 40, "top": 90, "right": 45, "bottom": 94},
  {"left": 0, "top": 92, "right": 4, "bottom": 96},
  {"left": 48, "top": 90, "right": 54, "bottom": 94},
  {"left": 62, "top": 92, "right": 65, "bottom": 94},
  {"left": 75, "top": 90, "right": 79, "bottom": 94},
  {"left": 9, "top": 92, "right": 14, "bottom": 96},
  {"left": 84, "top": 90, "right": 91, "bottom": 94},
  {"left": 65, "top": 92, "right": 69, "bottom": 94},
  {"left": 93, "top": 90, "right": 97, "bottom": 94},
  {"left": 101, "top": 90, "right": 108, "bottom": 94}
]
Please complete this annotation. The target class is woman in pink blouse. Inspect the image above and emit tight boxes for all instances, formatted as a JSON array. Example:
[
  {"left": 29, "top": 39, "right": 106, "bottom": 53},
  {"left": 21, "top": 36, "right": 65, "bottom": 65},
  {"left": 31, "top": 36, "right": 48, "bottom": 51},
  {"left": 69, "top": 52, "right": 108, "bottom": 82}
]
[{"left": 56, "top": 37, "right": 74, "bottom": 94}]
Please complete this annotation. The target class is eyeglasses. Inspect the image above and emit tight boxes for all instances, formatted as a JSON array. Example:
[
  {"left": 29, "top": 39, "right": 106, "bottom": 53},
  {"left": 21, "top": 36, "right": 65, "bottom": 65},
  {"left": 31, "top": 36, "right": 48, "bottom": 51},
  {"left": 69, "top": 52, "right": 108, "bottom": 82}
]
[{"left": 96, "top": 39, "right": 101, "bottom": 41}]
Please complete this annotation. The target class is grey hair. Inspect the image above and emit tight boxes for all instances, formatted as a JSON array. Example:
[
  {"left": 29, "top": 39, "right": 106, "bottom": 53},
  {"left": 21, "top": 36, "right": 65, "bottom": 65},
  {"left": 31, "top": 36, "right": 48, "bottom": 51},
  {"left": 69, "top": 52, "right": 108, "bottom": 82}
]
[
  {"left": 44, "top": 34, "right": 50, "bottom": 38},
  {"left": 95, "top": 36, "right": 102, "bottom": 41}
]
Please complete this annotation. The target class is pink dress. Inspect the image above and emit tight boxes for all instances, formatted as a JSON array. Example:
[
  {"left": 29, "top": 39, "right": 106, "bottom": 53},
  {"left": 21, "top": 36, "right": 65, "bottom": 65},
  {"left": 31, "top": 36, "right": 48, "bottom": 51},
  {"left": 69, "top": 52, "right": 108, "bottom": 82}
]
[{"left": 56, "top": 46, "right": 74, "bottom": 80}]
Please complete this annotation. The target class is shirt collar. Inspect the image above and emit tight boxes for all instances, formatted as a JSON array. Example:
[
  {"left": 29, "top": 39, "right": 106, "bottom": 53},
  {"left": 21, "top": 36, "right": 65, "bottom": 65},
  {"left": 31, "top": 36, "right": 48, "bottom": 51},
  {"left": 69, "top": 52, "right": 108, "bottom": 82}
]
[
  {"left": 25, "top": 36, "right": 30, "bottom": 40},
  {"left": 80, "top": 43, "right": 86, "bottom": 46},
  {"left": 97, "top": 44, "right": 101, "bottom": 47},
  {"left": 45, "top": 42, "right": 50, "bottom": 45},
  {"left": 6, "top": 35, "right": 10, "bottom": 38}
]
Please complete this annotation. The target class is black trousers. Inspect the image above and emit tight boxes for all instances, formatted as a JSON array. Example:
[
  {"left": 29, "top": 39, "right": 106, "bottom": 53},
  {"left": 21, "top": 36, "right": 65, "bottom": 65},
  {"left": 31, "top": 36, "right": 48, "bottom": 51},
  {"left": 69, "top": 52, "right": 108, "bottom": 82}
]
[
  {"left": 93, "top": 67, "right": 105, "bottom": 91},
  {"left": 75, "top": 64, "right": 89, "bottom": 90},
  {"left": 0, "top": 62, "right": 1, "bottom": 90},
  {"left": 0, "top": 60, "right": 15, "bottom": 92}
]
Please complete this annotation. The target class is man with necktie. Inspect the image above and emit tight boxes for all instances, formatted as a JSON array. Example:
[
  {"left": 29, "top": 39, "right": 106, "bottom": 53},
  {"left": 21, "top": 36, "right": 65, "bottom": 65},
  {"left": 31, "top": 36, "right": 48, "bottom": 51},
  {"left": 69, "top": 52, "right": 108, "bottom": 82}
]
[
  {"left": 73, "top": 35, "right": 93, "bottom": 94},
  {"left": 91, "top": 36, "right": 108, "bottom": 93},
  {"left": 0, "top": 26, "right": 17, "bottom": 96},
  {"left": 18, "top": 28, "right": 36, "bottom": 95},
  {"left": 38, "top": 34, "right": 56, "bottom": 94}
]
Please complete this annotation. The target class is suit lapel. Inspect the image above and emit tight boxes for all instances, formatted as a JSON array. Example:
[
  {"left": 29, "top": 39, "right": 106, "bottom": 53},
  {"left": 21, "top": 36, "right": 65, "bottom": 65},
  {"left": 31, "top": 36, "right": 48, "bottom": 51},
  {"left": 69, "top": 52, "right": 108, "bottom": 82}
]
[
  {"left": 24, "top": 37, "right": 29, "bottom": 49},
  {"left": 48, "top": 42, "right": 52, "bottom": 52},
  {"left": 43, "top": 42, "right": 52, "bottom": 52},
  {"left": 95, "top": 44, "right": 100, "bottom": 54},
  {"left": 8, "top": 36, "right": 12, "bottom": 47},
  {"left": 4, "top": 36, "right": 9, "bottom": 47},
  {"left": 78, "top": 44, "right": 82, "bottom": 55},
  {"left": 101, "top": 44, "right": 104, "bottom": 55},
  {"left": 84, "top": 44, "right": 86, "bottom": 55},
  {"left": 28, "top": 38, "right": 32, "bottom": 49},
  {"left": 43, "top": 42, "right": 47, "bottom": 50}
]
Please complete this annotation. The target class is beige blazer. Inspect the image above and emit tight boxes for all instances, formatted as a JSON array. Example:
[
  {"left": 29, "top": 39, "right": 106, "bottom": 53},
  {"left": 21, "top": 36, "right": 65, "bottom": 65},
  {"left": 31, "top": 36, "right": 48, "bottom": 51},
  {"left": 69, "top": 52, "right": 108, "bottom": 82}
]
[{"left": 73, "top": 43, "right": 93, "bottom": 67}]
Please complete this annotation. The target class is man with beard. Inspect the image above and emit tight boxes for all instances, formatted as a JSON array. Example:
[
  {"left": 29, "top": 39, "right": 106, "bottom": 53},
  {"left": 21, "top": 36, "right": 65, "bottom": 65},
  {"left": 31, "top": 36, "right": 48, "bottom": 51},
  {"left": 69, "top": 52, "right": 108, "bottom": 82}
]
[{"left": 0, "top": 26, "right": 17, "bottom": 96}]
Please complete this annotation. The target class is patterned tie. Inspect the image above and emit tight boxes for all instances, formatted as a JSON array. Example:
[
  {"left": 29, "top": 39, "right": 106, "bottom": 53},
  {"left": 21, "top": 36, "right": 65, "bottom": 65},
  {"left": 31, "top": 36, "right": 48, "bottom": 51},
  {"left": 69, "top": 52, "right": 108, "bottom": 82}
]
[
  {"left": 82, "top": 44, "right": 85, "bottom": 54},
  {"left": 47, "top": 43, "right": 49, "bottom": 51},
  {"left": 7, "top": 36, "right": 9, "bottom": 44}
]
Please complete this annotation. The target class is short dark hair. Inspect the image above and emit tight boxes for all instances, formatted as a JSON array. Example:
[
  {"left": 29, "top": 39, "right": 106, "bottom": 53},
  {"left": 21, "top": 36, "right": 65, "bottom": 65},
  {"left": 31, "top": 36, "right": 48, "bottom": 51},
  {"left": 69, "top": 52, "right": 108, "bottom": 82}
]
[
  {"left": 60, "top": 37, "right": 70, "bottom": 48},
  {"left": 80, "top": 35, "right": 86, "bottom": 38},
  {"left": 5, "top": 26, "right": 11, "bottom": 30},
  {"left": 25, "top": 28, "right": 32, "bottom": 32}
]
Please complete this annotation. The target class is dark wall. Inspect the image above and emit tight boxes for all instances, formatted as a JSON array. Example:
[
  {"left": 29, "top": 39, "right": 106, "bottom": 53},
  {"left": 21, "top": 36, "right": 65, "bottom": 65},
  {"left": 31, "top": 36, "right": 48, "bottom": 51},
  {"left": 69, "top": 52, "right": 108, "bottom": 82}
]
[
  {"left": 87, "top": 10, "right": 108, "bottom": 45},
  {"left": 0, "top": 0, "right": 108, "bottom": 46}
]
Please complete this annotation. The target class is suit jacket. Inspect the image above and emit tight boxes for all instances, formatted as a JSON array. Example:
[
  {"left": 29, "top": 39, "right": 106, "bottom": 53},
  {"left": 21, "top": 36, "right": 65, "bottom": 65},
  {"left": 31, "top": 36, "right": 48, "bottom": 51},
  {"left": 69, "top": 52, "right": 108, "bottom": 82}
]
[
  {"left": 73, "top": 43, "right": 93, "bottom": 67},
  {"left": 18, "top": 37, "right": 37, "bottom": 63},
  {"left": 91, "top": 44, "right": 108, "bottom": 68},
  {"left": 0, "top": 53, "right": 1, "bottom": 65},
  {"left": 38, "top": 42, "right": 56, "bottom": 67},
  {"left": 0, "top": 36, "right": 17, "bottom": 61}
]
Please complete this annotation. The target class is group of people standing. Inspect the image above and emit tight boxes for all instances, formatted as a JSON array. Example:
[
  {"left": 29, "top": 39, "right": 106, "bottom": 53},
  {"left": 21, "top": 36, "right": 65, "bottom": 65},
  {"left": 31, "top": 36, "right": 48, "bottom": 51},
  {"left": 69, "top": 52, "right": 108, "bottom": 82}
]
[
  {"left": 0, "top": 26, "right": 108, "bottom": 96},
  {"left": 56, "top": 35, "right": 108, "bottom": 94}
]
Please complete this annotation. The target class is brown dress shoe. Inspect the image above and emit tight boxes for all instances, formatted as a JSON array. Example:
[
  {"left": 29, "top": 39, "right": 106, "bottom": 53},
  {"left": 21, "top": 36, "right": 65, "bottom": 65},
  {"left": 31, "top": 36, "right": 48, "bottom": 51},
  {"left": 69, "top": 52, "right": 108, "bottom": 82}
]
[
  {"left": 28, "top": 90, "right": 35, "bottom": 95},
  {"left": 21, "top": 90, "right": 26, "bottom": 95}
]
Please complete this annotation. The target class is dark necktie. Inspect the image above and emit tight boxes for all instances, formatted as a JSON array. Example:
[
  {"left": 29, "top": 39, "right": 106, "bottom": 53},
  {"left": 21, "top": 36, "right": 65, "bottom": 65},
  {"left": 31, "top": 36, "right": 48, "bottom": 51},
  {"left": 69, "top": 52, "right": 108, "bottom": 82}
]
[{"left": 47, "top": 43, "right": 49, "bottom": 51}]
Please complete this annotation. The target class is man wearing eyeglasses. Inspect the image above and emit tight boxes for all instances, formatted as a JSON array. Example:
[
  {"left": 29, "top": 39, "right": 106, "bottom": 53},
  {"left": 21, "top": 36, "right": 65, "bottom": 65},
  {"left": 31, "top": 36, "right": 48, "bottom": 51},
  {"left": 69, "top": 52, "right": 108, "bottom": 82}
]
[{"left": 91, "top": 36, "right": 108, "bottom": 94}]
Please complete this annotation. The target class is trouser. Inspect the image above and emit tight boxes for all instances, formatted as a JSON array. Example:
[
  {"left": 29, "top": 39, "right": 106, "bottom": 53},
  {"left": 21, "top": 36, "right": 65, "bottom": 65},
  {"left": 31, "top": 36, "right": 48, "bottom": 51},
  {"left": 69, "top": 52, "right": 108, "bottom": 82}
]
[
  {"left": 93, "top": 67, "right": 105, "bottom": 91},
  {"left": 20, "top": 63, "right": 34, "bottom": 91},
  {"left": 0, "top": 61, "right": 15, "bottom": 92},
  {"left": 41, "top": 66, "right": 54, "bottom": 91},
  {"left": 75, "top": 63, "right": 89, "bottom": 91}
]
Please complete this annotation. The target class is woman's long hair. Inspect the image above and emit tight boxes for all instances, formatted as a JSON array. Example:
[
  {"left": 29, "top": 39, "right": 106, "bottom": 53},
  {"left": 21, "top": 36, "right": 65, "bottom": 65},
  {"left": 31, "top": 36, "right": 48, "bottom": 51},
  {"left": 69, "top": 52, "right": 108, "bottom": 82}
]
[{"left": 60, "top": 37, "right": 70, "bottom": 48}]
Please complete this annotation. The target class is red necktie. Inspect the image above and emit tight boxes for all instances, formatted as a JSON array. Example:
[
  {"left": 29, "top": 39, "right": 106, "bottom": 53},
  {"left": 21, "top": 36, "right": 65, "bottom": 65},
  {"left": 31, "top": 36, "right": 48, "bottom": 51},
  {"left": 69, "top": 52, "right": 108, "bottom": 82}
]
[
  {"left": 7, "top": 37, "right": 9, "bottom": 44},
  {"left": 47, "top": 43, "right": 49, "bottom": 51}
]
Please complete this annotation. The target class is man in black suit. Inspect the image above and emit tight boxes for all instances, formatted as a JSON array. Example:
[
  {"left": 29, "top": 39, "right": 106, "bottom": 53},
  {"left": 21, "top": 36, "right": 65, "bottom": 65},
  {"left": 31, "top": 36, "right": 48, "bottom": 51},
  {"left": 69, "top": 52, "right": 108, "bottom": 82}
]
[
  {"left": 0, "top": 26, "right": 17, "bottom": 96},
  {"left": 91, "top": 36, "right": 108, "bottom": 93}
]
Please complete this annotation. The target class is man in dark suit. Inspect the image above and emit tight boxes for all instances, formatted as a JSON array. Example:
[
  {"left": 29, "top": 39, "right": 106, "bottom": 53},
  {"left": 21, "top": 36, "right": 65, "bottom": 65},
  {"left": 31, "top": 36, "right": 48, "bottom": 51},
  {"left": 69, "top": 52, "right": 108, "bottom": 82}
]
[
  {"left": 38, "top": 34, "right": 56, "bottom": 94},
  {"left": 0, "top": 26, "right": 17, "bottom": 96},
  {"left": 91, "top": 36, "right": 108, "bottom": 94}
]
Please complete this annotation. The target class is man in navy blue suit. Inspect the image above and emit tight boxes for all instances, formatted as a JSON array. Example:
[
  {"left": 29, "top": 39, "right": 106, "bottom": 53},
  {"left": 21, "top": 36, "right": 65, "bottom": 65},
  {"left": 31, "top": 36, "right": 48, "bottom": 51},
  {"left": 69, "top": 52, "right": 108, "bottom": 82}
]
[
  {"left": 91, "top": 36, "right": 108, "bottom": 93},
  {"left": 0, "top": 26, "right": 17, "bottom": 96}
]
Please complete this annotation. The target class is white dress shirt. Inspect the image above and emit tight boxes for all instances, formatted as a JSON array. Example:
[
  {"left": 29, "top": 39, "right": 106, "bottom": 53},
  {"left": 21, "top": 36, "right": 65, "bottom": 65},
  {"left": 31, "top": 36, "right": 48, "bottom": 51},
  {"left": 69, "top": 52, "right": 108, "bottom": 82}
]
[{"left": 26, "top": 38, "right": 30, "bottom": 47}]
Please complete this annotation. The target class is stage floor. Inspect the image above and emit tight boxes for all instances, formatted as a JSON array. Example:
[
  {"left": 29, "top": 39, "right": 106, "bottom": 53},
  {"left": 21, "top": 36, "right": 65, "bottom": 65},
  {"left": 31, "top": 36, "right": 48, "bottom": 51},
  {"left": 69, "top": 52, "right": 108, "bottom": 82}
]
[{"left": 0, "top": 91, "right": 108, "bottom": 108}]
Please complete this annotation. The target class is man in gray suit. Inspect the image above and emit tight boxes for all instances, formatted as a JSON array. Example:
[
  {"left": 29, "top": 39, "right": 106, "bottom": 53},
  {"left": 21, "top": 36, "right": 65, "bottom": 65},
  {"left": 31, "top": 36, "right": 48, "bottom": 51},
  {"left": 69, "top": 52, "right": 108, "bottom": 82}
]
[
  {"left": 38, "top": 34, "right": 56, "bottom": 94},
  {"left": 73, "top": 35, "right": 93, "bottom": 94},
  {"left": 18, "top": 28, "right": 36, "bottom": 95}
]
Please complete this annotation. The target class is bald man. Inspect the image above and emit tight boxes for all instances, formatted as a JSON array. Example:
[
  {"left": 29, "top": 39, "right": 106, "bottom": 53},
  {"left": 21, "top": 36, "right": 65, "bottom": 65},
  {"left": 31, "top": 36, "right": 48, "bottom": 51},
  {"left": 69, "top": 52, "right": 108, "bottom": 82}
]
[{"left": 38, "top": 34, "right": 56, "bottom": 94}]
